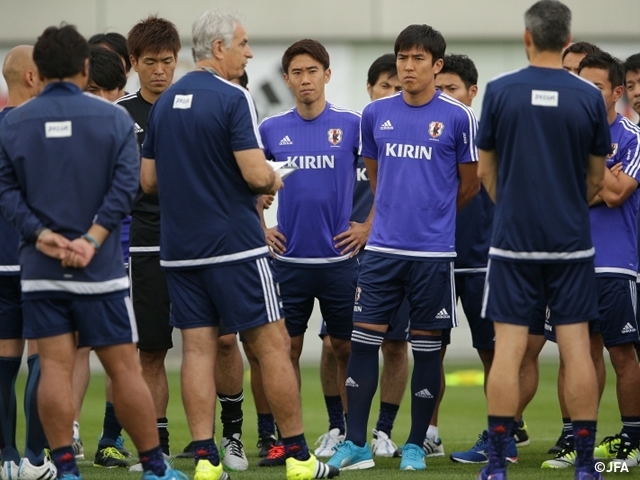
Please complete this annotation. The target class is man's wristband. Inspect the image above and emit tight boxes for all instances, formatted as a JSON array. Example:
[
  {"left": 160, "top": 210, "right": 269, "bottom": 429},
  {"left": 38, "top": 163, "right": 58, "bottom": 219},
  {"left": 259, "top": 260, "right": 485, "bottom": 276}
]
[{"left": 82, "top": 233, "right": 101, "bottom": 251}]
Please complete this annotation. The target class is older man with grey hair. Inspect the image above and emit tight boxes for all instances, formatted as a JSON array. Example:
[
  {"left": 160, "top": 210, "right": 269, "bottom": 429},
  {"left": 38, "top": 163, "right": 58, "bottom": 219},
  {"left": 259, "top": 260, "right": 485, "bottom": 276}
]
[{"left": 139, "top": 10, "right": 340, "bottom": 480}]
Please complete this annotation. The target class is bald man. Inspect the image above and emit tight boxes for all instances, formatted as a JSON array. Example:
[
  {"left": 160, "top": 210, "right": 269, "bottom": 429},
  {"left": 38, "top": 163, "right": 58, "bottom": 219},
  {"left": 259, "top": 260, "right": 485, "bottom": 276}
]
[{"left": 0, "top": 45, "right": 54, "bottom": 480}]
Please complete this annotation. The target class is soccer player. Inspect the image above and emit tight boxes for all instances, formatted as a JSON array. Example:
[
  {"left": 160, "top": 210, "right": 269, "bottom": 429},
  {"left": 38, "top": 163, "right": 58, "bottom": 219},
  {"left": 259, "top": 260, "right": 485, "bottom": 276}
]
[
  {"left": 476, "top": 1, "right": 610, "bottom": 479},
  {"left": 328, "top": 24, "right": 480, "bottom": 471},
  {"left": 0, "top": 44, "right": 55, "bottom": 480},
  {"left": 562, "top": 42, "right": 601, "bottom": 74},
  {"left": 542, "top": 52, "right": 640, "bottom": 470},
  {"left": 0, "top": 24, "right": 186, "bottom": 480},
  {"left": 88, "top": 32, "right": 131, "bottom": 77},
  {"left": 139, "top": 10, "right": 338, "bottom": 480},
  {"left": 258, "top": 38, "right": 361, "bottom": 458},
  {"left": 87, "top": 45, "right": 127, "bottom": 101},
  {"left": 315, "top": 53, "right": 407, "bottom": 460},
  {"left": 88, "top": 16, "right": 180, "bottom": 469}
]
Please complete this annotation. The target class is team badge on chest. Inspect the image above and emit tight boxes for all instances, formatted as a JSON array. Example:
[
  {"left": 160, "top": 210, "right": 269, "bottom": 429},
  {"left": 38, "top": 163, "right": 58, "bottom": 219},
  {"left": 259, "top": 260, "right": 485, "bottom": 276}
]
[
  {"left": 328, "top": 128, "right": 343, "bottom": 145},
  {"left": 607, "top": 143, "right": 618, "bottom": 159},
  {"left": 428, "top": 121, "right": 445, "bottom": 138}
]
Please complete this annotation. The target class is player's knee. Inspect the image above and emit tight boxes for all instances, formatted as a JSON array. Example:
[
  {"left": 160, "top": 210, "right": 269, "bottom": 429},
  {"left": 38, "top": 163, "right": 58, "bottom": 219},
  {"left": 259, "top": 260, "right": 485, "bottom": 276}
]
[
  {"left": 216, "top": 333, "right": 238, "bottom": 355},
  {"left": 381, "top": 340, "right": 408, "bottom": 363}
]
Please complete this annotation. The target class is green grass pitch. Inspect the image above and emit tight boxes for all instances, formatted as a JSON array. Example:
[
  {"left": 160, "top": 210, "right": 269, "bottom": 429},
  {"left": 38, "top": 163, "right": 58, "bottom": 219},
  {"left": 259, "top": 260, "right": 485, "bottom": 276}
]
[{"left": 11, "top": 359, "right": 639, "bottom": 478}]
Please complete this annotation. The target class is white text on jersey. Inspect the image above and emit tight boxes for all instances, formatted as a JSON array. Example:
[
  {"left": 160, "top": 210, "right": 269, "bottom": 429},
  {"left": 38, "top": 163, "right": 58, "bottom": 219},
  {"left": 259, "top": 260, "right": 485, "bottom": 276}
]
[
  {"left": 286, "top": 155, "right": 335, "bottom": 169},
  {"left": 385, "top": 143, "right": 432, "bottom": 160}
]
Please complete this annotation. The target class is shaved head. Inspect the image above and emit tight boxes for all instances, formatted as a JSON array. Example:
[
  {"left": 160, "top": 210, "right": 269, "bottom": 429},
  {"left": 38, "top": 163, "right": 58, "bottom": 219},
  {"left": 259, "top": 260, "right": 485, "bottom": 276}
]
[
  {"left": 2, "top": 45, "right": 41, "bottom": 105},
  {"left": 2, "top": 45, "right": 36, "bottom": 86}
]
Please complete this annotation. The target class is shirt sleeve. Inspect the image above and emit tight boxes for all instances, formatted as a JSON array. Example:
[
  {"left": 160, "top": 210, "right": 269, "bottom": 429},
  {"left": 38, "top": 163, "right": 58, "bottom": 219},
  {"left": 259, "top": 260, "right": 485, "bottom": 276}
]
[
  {"left": 0, "top": 122, "right": 44, "bottom": 242},
  {"left": 93, "top": 109, "right": 140, "bottom": 232},
  {"left": 230, "top": 90, "right": 263, "bottom": 152},
  {"left": 258, "top": 120, "right": 273, "bottom": 160},
  {"left": 455, "top": 106, "right": 479, "bottom": 164},
  {"left": 360, "top": 103, "right": 377, "bottom": 159},
  {"left": 621, "top": 125, "right": 640, "bottom": 181},
  {"left": 476, "top": 83, "right": 497, "bottom": 152}
]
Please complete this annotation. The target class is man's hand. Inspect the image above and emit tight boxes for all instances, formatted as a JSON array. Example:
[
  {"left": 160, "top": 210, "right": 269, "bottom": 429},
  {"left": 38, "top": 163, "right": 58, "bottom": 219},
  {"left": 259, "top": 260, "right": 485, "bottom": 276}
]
[
  {"left": 610, "top": 162, "right": 623, "bottom": 177},
  {"left": 36, "top": 230, "right": 71, "bottom": 261},
  {"left": 61, "top": 238, "right": 97, "bottom": 268},
  {"left": 264, "top": 226, "right": 286, "bottom": 255},
  {"left": 262, "top": 194, "right": 275, "bottom": 209},
  {"left": 334, "top": 221, "right": 370, "bottom": 257},
  {"left": 270, "top": 173, "right": 284, "bottom": 195}
]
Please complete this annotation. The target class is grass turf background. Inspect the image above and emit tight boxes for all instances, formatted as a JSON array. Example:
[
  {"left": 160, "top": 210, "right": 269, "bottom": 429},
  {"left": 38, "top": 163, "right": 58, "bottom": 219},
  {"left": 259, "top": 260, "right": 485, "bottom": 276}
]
[{"left": 12, "top": 359, "right": 639, "bottom": 478}]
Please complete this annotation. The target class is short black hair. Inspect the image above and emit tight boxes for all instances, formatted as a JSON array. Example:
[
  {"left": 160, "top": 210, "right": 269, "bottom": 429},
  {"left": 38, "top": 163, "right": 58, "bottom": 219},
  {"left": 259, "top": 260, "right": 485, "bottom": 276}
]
[
  {"left": 33, "top": 24, "right": 89, "bottom": 80},
  {"left": 562, "top": 41, "right": 601, "bottom": 60},
  {"left": 88, "top": 45, "right": 127, "bottom": 91},
  {"left": 282, "top": 39, "right": 330, "bottom": 74},
  {"left": 578, "top": 51, "right": 624, "bottom": 88},
  {"left": 88, "top": 32, "right": 131, "bottom": 73},
  {"left": 394, "top": 24, "right": 446, "bottom": 63},
  {"left": 127, "top": 16, "right": 181, "bottom": 61},
  {"left": 623, "top": 53, "right": 640, "bottom": 77},
  {"left": 524, "top": 0, "right": 572, "bottom": 53},
  {"left": 367, "top": 54, "right": 397, "bottom": 87},
  {"left": 439, "top": 54, "right": 478, "bottom": 89}
]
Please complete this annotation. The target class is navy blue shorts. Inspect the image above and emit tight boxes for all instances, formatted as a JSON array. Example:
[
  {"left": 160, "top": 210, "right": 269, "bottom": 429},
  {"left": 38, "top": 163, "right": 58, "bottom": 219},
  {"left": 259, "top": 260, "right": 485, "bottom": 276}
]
[
  {"left": 165, "top": 256, "right": 282, "bottom": 333},
  {"left": 319, "top": 296, "right": 410, "bottom": 342},
  {"left": 455, "top": 273, "right": 494, "bottom": 351},
  {"left": 482, "top": 258, "right": 598, "bottom": 330},
  {"left": 546, "top": 277, "right": 639, "bottom": 348},
  {"left": 274, "top": 259, "right": 358, "bottom": 341},
  {"left": 354, "top": 254, "right": 456, "bottom": 331},
  {"left": 0, "top": 276, "right": 22, "bottom": 339},
  {"left": 22, "top": 291, "right": 137, "bottom": 348}
]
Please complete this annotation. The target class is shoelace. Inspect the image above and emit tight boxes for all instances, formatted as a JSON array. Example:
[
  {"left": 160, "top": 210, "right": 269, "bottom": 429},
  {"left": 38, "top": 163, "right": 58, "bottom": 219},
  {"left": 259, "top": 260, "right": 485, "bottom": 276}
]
[
  {"left": 225, "top": 437, "right": 245, "bottom": 457},
  {"left": 402, "top": 446, "right": 423, "bottom": 461},
  {"left": 600, "top": 435, "right": 621, "bottom": 454},
  {"left": 616, "top": 441, "right": 638, "bottom": 459},
  {"left": 266, "top": 444, "right": 285, "bottom": 459},
  {"left": 473, "top": 433, "right": 489, "bottom": 451},
  {"left": 315, "top": 432, "right": 337, "bottom": 448},
  {"left": 102, "top": 446, "right": 126, "bottom": 459}
]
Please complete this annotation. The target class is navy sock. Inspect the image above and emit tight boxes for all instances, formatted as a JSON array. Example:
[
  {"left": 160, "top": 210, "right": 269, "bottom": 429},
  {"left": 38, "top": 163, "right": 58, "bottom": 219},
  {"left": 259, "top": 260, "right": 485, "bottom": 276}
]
[
  {"left": 573, "top": 420, "right": 596, "bottom": 469},
  {"left": 345, "top": 327, "right": 384, "bottom": 447},
  {"left": 51, "top": 446, "right": 79, "bottom": 476},
  {"left": 375, "top": 402, "right": 399, "bottom": 437},
  {"left": 192, "top": 438, "right": 220, "bottom": 465},
  {"left": 98, "top": 402, "right": 122, "bottom": 448},
  {"left": 218, "top": 390, "right": 243, "bottom": 438},
  {"left": 324, "top": 395, "right": 345, "bottom": 435},
  {"left": 257, "top": 413, "right": 275, "bottom": 437},
  {"left": 24, "top": 355, "right": 46, "bottom": 465},
  {"left": 0, "top": 356, "right": 21, "bottom": 463},
  {"left": 282, "top": 433, "right": 310, "bottom": 461},
  {"left": 406, "top": 335, "right": 442, "bottom": 446},
  {"left": 157, "top": 417, "right": 169, "bottom": 456},
  {"left": 621, "top": 416, "right": 640, "bottom": 446},
  {"left": 139, "top": 445, "right": 167, "bottom": 476},
  {"left": 562, "top": 417, "right": 572, "bottom": 436},
  {"left": 487, "top": 416, "right": 513, "bottom": 472}
]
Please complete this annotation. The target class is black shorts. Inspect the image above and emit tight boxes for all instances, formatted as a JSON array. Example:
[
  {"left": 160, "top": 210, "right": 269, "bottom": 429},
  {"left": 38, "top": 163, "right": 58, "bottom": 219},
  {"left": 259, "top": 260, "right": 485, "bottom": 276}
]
[{"left": 129, "top": 255, "right": 172, "bottom": 350}]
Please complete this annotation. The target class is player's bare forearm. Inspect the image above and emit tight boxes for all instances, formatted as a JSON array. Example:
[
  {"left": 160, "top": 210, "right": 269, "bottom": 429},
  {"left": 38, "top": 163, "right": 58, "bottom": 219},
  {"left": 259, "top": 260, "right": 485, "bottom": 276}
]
[
  {"left": 597, "top": 165, "right": 638, "bottom": 208},
  {"left": 363, "top": 157, "right": 378, "bottom": 194},
  {"left": 457, "top": 163, "right": 480, "bottom": 211},
  {"left": 586, "top": 154, "right": 606, "bottom": 204},
  {"left": 478, "top": 149, "right": 498, "bottom": 203}
]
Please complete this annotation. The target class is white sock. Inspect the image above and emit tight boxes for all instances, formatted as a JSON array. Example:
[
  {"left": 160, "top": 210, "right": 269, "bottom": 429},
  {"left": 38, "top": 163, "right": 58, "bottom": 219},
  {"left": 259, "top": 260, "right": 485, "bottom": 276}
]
[
  {"left": 427, "top": 425, "right": 439, "bottom": 439},
  {"left": 73, "top": 421, "right": 80, "bottom": 440}
]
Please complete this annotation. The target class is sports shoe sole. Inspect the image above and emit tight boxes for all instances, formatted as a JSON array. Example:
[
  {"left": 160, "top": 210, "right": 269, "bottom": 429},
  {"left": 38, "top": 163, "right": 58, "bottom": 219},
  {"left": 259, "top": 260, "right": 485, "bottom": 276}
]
[{"left": 340, "top": 459, "right": 375, "bottom": 470}]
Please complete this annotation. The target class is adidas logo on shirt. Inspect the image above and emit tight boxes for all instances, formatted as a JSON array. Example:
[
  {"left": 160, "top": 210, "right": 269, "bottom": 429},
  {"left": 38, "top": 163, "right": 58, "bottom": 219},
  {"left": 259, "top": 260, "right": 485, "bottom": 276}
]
[
  {"left": 379, "top": 120, "right": 394, "bottom": 130},
  {"left": 134, "top": 123, "right": 144, "bottom": 134},
  {"left": 622, "top": 322, "right": 637, "bottom": 334},
  {"left": 415, "top": 388, "right": 433, "bottom": 399},
  {"left": 345, "top": 377, "right": 359, "bottom": 388},
  {"left": 279, "top": 135, "right": 293, "bottom": 146},
  {"left": 435, "top": 309, "right": 450, "bottom": 319}
]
